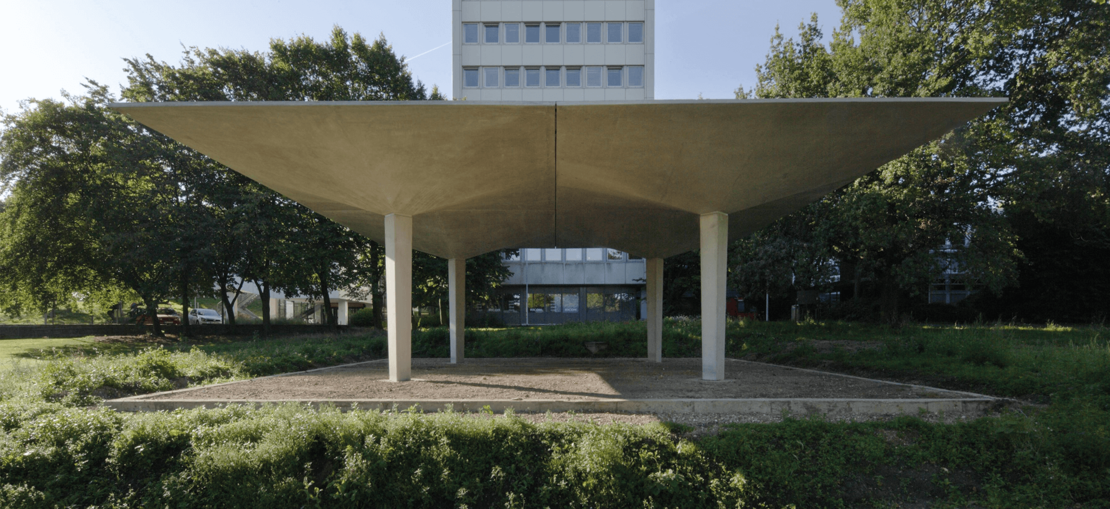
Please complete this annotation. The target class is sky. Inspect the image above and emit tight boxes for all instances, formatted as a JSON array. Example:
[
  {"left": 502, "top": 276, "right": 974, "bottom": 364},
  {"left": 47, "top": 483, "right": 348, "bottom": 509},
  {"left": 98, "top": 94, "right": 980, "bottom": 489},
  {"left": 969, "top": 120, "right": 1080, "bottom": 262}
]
[{"left": 0, "top": 0, "right": 843, "bottom": 116}]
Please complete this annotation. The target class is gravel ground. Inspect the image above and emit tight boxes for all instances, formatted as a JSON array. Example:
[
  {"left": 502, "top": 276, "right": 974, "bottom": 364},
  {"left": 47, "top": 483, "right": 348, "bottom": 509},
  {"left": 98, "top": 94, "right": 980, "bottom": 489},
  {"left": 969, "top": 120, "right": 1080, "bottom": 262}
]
[{"left": 141, "top": 357, "right": 974, "bottom": 401}]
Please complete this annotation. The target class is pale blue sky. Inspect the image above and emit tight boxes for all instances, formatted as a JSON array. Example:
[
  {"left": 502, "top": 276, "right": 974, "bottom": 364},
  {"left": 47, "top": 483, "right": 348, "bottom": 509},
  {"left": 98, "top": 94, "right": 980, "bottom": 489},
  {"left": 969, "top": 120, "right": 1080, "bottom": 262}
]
[{"left": 0, "top": 0, "right": 842, "bottom": 115}]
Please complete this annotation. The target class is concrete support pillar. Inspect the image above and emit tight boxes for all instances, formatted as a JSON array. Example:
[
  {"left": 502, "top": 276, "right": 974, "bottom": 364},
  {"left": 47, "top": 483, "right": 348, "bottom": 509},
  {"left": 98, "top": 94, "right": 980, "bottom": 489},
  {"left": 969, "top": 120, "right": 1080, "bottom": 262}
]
[
  {"left": 338, "top": 300, "right": 349, "bottom": 326},
  {"left": 286, "top": 301, "right": 294, "bottom": 321},
  {"left": 700, "top": 212, "right": 728, "bottom": 381},
  {"left": 448, "top": 258, "right": 466, "bottom": 363},
  {"left": 314, "top": 303, "right": 322, "bottom": 324},
  {"left": 646, "top": 257, "right": 664, "bottom": 363},
  {"left": 385, "top": 214, "right": 413, "bottom": 382},
  {"left": 269, "top": 298, "right": 280, "bottom": 321}
]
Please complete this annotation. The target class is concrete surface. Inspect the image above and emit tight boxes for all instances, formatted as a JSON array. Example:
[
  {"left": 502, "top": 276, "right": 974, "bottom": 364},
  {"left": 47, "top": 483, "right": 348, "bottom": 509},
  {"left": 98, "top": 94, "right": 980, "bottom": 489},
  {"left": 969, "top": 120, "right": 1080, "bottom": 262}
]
[
  {"left": 110, "top": 99, "right": 1006, "bottom": 260},
  {"left": 105, "top": 358, "right": 1001, "bottom": 419}
]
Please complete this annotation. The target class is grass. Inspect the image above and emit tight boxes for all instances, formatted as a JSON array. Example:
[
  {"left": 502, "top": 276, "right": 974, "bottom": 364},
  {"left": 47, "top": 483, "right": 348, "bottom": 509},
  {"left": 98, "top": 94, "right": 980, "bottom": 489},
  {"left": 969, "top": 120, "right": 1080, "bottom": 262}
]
[
  {"left": 0, "top": 338, "right": 99, "bottom": 371},
  {"left": 0, "top": 320, "right": 1108, "bottom": 507}
]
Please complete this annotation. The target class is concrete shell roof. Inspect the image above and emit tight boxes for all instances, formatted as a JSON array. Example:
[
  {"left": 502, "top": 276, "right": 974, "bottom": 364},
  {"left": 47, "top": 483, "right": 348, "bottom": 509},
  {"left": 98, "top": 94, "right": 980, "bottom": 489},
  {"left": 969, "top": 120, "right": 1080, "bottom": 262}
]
[{"left": 112, "top": 99, "right": 1005, "bottom": 260}]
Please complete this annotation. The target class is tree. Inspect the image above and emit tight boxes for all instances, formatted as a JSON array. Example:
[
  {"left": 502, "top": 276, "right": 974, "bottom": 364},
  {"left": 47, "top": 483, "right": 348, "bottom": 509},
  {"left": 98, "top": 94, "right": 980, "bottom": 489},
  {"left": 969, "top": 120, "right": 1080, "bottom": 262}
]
[{"left": 0, "top": 87, "right": 194, "bottom": 335}]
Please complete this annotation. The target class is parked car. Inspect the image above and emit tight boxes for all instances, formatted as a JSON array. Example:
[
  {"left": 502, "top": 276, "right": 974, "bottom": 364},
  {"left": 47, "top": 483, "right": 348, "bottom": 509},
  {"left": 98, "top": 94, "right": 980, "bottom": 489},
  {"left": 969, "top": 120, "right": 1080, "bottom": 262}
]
[
  {"left": 189, "top": 308, "right": 223, "bottom": 325},
  {"left": 135, "top": 308, "right": 181, "bottom": 326}
]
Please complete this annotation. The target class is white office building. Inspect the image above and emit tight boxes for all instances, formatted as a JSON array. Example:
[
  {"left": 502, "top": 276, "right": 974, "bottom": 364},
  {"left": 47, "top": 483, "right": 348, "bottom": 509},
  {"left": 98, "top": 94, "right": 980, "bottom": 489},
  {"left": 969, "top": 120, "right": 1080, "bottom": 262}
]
[{"left": 454, "top": 0, "right": 655, "bottom": 324}]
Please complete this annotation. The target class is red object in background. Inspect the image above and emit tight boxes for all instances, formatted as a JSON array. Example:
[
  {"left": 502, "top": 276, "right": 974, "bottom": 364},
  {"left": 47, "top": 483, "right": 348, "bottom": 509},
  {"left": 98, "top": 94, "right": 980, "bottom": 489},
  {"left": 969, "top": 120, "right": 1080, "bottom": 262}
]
[{"left": 728, "top": 298, "right": 757, "bottom": 320}]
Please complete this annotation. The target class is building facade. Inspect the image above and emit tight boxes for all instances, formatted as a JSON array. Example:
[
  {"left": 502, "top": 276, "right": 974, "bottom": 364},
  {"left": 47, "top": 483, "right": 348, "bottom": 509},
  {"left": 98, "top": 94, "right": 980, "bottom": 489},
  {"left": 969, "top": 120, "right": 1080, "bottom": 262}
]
[{"left": 453, "top": 0, "right": 655, "bottom": 324}]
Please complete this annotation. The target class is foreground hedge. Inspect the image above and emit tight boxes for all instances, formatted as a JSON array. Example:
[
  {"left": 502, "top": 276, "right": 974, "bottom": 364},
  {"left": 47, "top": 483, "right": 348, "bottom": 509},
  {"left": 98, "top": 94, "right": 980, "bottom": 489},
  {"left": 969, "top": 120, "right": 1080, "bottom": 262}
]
[
  {"left": 0, "top": 403, "right": 745, "bottom": 508},
  {"left": 2, "top": 401, "right": 1108, "bottom": 508}
]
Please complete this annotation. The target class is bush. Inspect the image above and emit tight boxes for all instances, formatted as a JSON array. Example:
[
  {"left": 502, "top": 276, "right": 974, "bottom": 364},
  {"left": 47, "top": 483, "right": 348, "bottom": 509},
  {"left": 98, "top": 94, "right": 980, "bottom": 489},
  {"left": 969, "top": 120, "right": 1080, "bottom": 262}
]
[{"left": 348, "top": 308, "right": 377, "bottom": 327}]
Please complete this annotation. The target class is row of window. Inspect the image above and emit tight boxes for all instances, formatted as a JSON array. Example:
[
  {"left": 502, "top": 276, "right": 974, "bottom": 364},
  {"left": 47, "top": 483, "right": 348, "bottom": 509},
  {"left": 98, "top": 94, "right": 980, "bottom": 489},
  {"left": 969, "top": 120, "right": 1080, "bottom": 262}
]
[
  {"left": 505, "top": 248, "right": 643, "bottom": 262},
  {"left": 464, "top": 66, "right": 644, "bottom": 89},
  {"left": 464, "top": 22, "right": 644, "bottom": 45}
]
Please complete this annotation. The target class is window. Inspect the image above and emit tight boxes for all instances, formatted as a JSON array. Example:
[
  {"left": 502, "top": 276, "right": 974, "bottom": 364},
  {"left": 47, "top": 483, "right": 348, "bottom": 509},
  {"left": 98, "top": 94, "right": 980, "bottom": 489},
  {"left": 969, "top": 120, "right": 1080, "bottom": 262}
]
[
  {"left": 628, "top": 66, "right": 644, "bottom": 87},
  {"left": 608, "top": 22, "right": 623, "bottom": 43},
  {"left": 525, "top": 248, "right": 542, "bottom": 261},
  {"left": 525, "top": 68, "right": 541, "bottom": 87},
  {"left": 628, "top": 22, "right": 644, "bottom": 43},
  {"left": 545, "top": 23, "right": 560, "bottom": 43},
  {"left": 525, "top": 24, "right": 540, "bottom": 43},
  {"left": 562, "top": 293, "right": 579, "bottom": 313},
  {"left": 586, "top": 22, "right": 602, "bottom": 43},
  {"left": 607, "top": 249, "right": 625, "bottom": 260},
  {"left": 566, "top": 68, "right": 582, "bottom": 87},
  {"left": 586, "top": 248, "right": 605, "bottom": 261},
  {"left": 586, "top": 66, "right": 603, "bottom": 87},
  {"left": 544, "top": 248, "right": 562, "bottom": 261},
  {"left": 484, "top": 67, "right": 499, "bottom": 88},
  {"left": 463, "top": 24, "right": 479, "bottom": 44},
  {"left": 502, "top": 251, "right": 520, "bottom": 261},
  {"left": 545, "top": 67, "right": 560, "bottom": 87},
  {"left": 608, "top": 67, "right": 623, "bottom": 87},
  {"left": 504, "top": 67, "right": 520, "bottom": 87},
  {"left": 505, "top": 23, "right": 520, "bottom": 43},
  {"left": 484, "top": 24, "right": 499, "bottom": 44},
  {"left": 463, "top": 68, "right": 479, "bottom": 88},
  {"left": 566, "top": 23, "right": 582, "bottom": 43},
  {"left": 565, "top": 249, "right": 583, "bottom": 261}
]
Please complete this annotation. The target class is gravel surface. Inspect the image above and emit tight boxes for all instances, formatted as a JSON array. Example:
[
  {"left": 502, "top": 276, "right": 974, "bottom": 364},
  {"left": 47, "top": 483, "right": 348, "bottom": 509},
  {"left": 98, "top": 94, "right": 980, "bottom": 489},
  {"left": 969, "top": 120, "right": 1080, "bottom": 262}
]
[{"left": 143, "top": 358, "right": 971, "bottom": 401}]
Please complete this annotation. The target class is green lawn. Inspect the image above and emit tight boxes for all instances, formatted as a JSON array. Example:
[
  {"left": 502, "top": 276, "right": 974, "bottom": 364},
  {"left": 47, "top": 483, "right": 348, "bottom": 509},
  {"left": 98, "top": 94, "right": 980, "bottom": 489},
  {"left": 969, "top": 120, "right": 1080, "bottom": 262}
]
[{"left": 0, "top": 337, "right": 99, "bottom": 371}]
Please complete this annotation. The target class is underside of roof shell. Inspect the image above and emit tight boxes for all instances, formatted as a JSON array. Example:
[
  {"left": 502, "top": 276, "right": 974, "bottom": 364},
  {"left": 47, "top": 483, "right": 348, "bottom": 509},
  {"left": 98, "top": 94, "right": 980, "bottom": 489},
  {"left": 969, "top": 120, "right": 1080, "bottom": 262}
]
[{"left": 112, "top": 98, "right": 1005, "bottom": 260}]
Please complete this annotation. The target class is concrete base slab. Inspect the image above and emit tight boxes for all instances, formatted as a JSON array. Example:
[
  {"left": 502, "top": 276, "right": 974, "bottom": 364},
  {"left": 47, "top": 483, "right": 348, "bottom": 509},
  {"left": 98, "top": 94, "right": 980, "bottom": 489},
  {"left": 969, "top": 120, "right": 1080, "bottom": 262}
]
[{"left": 104, "top": 358, "right": 1002, "bottom": 419}]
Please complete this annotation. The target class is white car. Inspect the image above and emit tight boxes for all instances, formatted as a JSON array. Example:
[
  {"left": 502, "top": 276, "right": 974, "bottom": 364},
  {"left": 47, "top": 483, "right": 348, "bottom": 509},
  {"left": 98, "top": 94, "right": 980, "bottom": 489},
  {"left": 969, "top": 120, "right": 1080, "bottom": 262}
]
[{"left": 188, "top": 308, "right": 223, "bottom": 325}]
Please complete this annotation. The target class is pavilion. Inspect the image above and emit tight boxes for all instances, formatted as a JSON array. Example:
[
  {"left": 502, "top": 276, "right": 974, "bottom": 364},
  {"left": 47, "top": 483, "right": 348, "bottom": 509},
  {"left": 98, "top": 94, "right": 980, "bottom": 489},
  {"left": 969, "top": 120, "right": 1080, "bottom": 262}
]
[{"left": 112, "top": 98, "right": 1006, "bottom": 382}]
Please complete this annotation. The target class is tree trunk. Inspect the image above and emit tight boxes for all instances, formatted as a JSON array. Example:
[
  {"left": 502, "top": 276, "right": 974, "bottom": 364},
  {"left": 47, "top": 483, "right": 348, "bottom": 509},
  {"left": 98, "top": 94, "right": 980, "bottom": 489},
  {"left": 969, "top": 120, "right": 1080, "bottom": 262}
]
[
  {"left": 319, "top": 271, "right": 336, "bottom": 331},
  {"left": 368, "top": 241, "right": 384, "bottom": 329},
  {"left": 438, "top": 299, "right": 444, "bottom": 327},
  {"left": 260, "top": 280, "right": 271, "bottom": 337},
  {"left": 181, "top": 268, "right": 192, "bottom": 339},
  {"left": 144, "top": 296, "right": 164, "bottom": 337},
  {"left": 880, "top": 274, "right": 901, "bottom": 325},
  {"left": 853, "top": 263, "right": 862, "bottom": 303}
]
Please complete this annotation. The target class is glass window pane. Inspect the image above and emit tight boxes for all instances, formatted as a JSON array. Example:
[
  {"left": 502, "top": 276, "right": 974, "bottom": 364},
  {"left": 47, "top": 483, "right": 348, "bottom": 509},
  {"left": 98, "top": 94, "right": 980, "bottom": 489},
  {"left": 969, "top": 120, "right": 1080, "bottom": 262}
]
[
  {"left": 464, "top": 24, "right": 479, "bottom": 44},
  {"left": 505, "top": 23, "right": 520, "bottom": 43},
  {"left": 566, "top": 23, "right": 581, "bottom": 43},
  {"left": 586, "top": 22, "right": 602, "bottom": 43},
  {"left": 504, "top": 68, "right": 520, "bottom": 87},
  {"left": 485, "top": 24, "right": 499, "bottom": 44},
  {"left": 526, "top": 68, "right": 540, "bottom": 87},
  {"left": 608, "top": 67, "right": 623, "bottom": 87},
  {"left": 562, "top": 294, "right": 579, "bottom": 313},
  {"left": 525, "top": 25, "right": 540, "bottom": 43},
  {"left": 566, "top": 68, "right": 581, "bottom": 87},
  {"left": 547, "top": 294, "right": 561, "bottom": 313},
  {"left": 587, "top": 292, "right": 604, "bottom": 310},
  {"left": 628, "top": 66, "right": 644, "bottom": 87},
  {"left": 525, "top": 248, "right": 542, "bottom": 261},
  {"left": 545, "top": 23, "right": 560, "bottom": 43},
  {"left": 544, "top": 248, "right": 562, "bottom": 261},
  {"left": 546, "top": 68, "right": 560, "bottom": 87},
  {"left": 586, "top": 248, "right": 604, "bottom": 261},
  {"left": 607, "top": 249, "right": 624, "bottom": 260},
  {"left": 565, "top": 249, "right": 583, "bottom": 261},
  {"left": 586, "top": 67, "right": 602, "bottom": 87},
  {"left": 628, "top": 23, "right": 644, "bottom": 43},
  {"left": 484, "top": 67, "right": 499, "bottom": 88},
  {"left": 464, "top": 69, "right": 479, "bottom": 88},
  {"left": 608, "top": 22, "right": 623, "bottom": 43}
]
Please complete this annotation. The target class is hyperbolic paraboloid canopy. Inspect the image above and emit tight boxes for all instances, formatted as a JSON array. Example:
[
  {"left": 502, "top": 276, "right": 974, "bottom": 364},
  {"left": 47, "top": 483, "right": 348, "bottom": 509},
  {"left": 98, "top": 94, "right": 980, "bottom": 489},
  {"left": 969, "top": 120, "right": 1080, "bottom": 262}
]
[{"left": 112, "top": 99, "right": 1005, "bottom": 259}]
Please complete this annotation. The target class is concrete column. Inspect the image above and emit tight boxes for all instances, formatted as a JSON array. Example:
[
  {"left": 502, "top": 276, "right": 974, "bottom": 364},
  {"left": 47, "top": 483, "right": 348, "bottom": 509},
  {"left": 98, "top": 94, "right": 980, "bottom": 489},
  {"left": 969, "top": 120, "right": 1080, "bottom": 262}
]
[
  {"left": 269, "top": 298, "right": 280, "bottom": 321},
  {"left": 700, "top": 212, "right": 728, "bottom": 381},
  {"left": 314, "top": 303, "right": 322, "bottom": 324},
  {"left": 338, "top": 300, "right": 349, "bottom": 326},
  {"left": 285, "top": 301, "right": 294, "bottom": 321},
  {"left": 448, "top": 258, "right": 466, "bottom": 363},
  {"left": 646, "top": 257, "right": 663, "bottom": 363},
  {"left": 385, "top": 214, "right": 413, "bottom": 382}
]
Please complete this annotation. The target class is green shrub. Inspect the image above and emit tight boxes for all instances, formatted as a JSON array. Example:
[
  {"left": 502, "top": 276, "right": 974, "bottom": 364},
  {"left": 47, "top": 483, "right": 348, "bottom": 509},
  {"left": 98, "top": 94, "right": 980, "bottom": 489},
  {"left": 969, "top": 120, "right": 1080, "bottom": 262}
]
[{"left": 348, "top": 308, "right": 377, "bottom": 327}]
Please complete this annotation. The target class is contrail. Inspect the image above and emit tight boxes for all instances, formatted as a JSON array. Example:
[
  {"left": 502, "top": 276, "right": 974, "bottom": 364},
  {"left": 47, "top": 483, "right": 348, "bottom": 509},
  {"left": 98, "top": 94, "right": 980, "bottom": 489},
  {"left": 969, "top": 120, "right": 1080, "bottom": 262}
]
[{"left": 407, "top": 41, "right": 452, "bottom": 62}]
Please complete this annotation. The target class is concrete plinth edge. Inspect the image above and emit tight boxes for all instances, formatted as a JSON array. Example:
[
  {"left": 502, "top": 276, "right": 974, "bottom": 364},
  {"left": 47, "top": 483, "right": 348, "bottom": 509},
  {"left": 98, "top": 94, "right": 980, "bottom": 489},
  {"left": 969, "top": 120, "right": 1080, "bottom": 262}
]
[{"left": 104, "top": 397, "right": 1001, "bottom": 418}]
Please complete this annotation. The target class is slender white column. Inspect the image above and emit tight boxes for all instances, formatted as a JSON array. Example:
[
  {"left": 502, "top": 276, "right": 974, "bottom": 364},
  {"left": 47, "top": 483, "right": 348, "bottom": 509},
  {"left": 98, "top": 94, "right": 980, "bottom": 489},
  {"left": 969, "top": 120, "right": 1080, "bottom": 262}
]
[
  {"left": 700, "top": 212, "right": 728, "bottom": 381},
  {"left": 448, "top": 257, "right": 466, "bottom": 363},
  {"left": 385, "top": 214, "right": 413, "bottom": 382},
  {"left": 646, "top": 257, "right": 664, "bottom": 363},
  {"left": 337, "top": 300, "right": 349, "bottom": 326}
]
